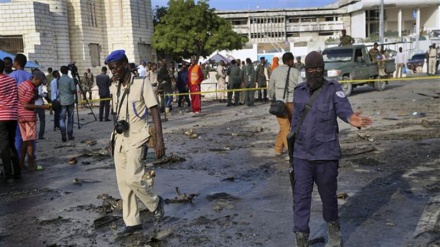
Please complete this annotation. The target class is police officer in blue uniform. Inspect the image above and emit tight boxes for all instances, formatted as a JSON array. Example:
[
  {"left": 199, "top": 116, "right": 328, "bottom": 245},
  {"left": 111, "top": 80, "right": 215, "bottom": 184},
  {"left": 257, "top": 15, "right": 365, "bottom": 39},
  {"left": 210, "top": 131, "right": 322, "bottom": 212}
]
[{"left": 291, "top": 51, "right": 372, "bottom": 247}]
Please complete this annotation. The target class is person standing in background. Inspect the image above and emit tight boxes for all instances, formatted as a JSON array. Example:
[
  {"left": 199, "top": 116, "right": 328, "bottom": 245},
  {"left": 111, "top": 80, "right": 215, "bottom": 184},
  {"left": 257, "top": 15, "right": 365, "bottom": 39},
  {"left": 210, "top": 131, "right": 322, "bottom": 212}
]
[
  {"left": 395, "top": 47, "right": 405, "bottom": 78},
  {"left": 96, "top": 66, "right": 112, "bottom": 122},
  {"left": 50, "top": 70, "right": 61, "bottom": 131},
  {"left": 188, "top": 56, "right": 203, "bottom": 114}
]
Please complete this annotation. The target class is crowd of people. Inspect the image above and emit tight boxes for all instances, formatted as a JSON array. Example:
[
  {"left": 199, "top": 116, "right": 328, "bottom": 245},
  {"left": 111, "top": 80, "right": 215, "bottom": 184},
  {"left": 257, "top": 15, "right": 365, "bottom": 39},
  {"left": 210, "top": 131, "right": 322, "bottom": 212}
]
[{"left": 0, "top": 47, "right": 376, "bottom": 246}]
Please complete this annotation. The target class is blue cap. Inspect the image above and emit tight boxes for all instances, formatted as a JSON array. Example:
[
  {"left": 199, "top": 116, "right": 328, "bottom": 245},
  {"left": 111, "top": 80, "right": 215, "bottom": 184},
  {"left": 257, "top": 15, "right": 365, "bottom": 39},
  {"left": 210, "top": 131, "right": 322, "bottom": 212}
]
[{"left": 105, "top": 50, "right": 126, "bottom": 64}]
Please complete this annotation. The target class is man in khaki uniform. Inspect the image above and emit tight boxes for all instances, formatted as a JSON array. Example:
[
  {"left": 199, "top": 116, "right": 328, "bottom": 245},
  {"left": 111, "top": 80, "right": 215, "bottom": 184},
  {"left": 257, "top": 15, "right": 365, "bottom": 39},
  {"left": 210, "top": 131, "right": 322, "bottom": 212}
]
[
  {"left": 339, "top": 29, "right": 354, "bottom": 46},
  {"left": 105, "top": 50, "right": 165, "bottom": 237},
  {"left": 427, "top": 44, "right": 438, "bottom": 75}
]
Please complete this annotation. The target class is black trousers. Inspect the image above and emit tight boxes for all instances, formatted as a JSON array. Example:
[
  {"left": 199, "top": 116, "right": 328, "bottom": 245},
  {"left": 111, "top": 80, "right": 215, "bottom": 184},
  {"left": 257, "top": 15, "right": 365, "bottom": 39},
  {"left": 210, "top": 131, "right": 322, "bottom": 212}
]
[
  {"left": 99, "top": 95, "right": 110, "bottom": 120},
  {"left": 0, "top": 120, "right": 20, "bottom": 179},
  {"left": 36, "top": 108, "right": 45, "bottom": 138}
]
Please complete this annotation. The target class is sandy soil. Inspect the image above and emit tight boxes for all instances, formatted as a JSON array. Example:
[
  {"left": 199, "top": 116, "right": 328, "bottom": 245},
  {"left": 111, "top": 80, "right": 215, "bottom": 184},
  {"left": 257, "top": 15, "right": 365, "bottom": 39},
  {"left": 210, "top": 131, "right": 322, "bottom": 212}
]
[{"left": 0, "top": 76, "right": 439, "bottom": 247}]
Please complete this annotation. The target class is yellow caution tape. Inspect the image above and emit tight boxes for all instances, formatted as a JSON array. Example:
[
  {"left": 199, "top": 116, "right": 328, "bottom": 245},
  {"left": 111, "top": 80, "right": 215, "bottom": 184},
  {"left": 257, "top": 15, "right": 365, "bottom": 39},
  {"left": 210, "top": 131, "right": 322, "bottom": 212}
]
[{"left": 65, "top": 75, "right": 440, "bottom": 100}]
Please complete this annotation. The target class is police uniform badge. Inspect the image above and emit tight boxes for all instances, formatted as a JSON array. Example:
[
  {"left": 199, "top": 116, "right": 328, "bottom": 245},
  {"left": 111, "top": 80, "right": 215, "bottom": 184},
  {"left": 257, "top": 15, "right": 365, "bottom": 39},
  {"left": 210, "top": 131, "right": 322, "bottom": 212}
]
[{"left": 336, "top": 91, "right": 346, "bottom": 98}]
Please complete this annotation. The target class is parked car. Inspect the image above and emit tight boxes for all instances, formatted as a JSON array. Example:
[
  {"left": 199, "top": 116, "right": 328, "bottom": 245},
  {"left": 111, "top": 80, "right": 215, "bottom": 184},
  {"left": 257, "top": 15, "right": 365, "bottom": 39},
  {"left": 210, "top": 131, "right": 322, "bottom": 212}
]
[{"left": 407, "top": 53, "right": 426, "bottom": 73}]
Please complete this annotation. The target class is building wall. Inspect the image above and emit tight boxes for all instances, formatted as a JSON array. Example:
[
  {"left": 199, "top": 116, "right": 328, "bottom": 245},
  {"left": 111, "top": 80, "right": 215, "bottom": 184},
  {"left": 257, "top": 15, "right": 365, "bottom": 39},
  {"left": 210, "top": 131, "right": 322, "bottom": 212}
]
[
  {"left": 0, "top": 0, "right": 156, "bottom": 76},
  {"left": 351, "top": 10, "right": 366, "bottom": 39}
]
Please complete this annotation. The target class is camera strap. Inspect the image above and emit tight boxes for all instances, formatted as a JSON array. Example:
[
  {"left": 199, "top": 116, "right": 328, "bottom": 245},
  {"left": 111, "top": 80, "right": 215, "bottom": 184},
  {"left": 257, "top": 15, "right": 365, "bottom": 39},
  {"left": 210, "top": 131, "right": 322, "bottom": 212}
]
[{"left": 116, "top": 89, "right": 128, "bottom": 121}]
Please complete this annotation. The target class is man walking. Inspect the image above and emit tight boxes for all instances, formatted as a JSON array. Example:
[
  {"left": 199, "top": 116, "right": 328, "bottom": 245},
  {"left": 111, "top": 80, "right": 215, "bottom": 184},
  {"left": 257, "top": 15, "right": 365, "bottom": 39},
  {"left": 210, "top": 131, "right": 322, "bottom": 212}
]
[
  {"left": 291, "top": 51, "right": 372, "bottom": 247},
  {"left": 268, "top": 52, "right": 302, "bottom": 157},
  {"left": 96, "top": 66, "right": 112, "bottom": 122},
  {"left": 58, "top": 66, "right": 76, "bottom": 142},
  {"left": 105, "top": 50, "right": 165, "bottom": 237}
]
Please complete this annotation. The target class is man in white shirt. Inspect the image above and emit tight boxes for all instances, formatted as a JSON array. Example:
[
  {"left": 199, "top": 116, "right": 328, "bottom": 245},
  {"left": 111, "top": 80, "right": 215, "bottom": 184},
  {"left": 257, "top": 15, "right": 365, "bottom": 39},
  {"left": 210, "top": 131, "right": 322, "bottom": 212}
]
[
  {"left": 395, "top": 47, "right": 405, "bottom": 78},
  {"left": 137, "top": 60, "right": 147, "bottom": 77}
]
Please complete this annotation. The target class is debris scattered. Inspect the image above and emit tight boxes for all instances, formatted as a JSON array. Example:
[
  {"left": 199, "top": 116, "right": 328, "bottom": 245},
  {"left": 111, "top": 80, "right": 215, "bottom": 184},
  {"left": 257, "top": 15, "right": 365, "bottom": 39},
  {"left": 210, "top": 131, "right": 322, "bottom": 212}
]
[
  {"left": 79, "top": 148, "right": 108, "bottom": 157},
  {"left": 221, "top": 177, "right": 235, "bottom": 182},
  {"left": 416, "top": 92, "right": 439, "bottom": 99},
  {"left": 164, "top": 187, "right": 199, "bottom": 204},
  {"left": 93, "top": 215, "right": 121, "bottom": 228},
  {"left": 209, "top": 147, "right": 231, "bottom": 152},
  {"left": 386, "top": 222, "right": 396, "bottom": 226},
  {"left": 151, "top": 228, "right": 173, "bottom": 242},
  {"left": 97, "top": 194, "right": 123, "bottom": 213},
  {"left": 337, "top": 192, "right": 348, "bottom": 200},
  {"left": 151, "top": 154, "right": 186, "bottom": 165},
  {"left": 68, "top": 157, "right": 77, "bottom": 165},
  {"left": 54, "top": 143, "right": 75, "bottom": 149},
  {"left": 184, "top": 129, "right": 199, "bottom": 139},
  {"left": 356, "top": 132, "right": 374, "bottom": 142},
  {"left": 72, "top": 178, "right": 102, "bottom": 185},
  {"left": 80, "top": 139, "right": 97, "bottom": 146},
  {"left": 343, "top": 145, "right": 376, "bottom": 157}
]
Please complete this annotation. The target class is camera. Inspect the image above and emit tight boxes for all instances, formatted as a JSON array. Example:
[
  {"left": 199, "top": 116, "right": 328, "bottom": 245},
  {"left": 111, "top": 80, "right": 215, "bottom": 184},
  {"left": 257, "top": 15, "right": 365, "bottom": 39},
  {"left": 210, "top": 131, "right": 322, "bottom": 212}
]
[
  {"left": 114, "top": 120, "right": 129, "bottom": 134},
  {"left": 67, "top": 62, "right": 79, "bottom": 78}
]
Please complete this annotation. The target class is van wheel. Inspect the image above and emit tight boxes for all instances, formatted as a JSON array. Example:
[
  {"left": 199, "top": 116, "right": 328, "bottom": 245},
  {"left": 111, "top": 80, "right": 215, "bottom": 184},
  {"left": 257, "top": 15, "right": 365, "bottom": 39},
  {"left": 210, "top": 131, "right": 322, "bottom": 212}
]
[
  {"left": 341, "top": 75, "right": 352, "bottom": 96},
  {"left": 374, "top": 77, "right": 386, "bottom": 91}
]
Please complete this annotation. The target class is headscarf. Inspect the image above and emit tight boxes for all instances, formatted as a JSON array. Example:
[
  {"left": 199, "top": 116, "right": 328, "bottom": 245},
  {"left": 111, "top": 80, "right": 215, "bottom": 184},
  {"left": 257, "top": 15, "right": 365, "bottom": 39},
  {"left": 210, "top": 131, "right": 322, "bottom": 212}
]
[
  {"left": 305, "top": 51, "right": 325, "bottom": 91},
  {"left": 271, "top": 57, "right": 279, "bottom": 71}
]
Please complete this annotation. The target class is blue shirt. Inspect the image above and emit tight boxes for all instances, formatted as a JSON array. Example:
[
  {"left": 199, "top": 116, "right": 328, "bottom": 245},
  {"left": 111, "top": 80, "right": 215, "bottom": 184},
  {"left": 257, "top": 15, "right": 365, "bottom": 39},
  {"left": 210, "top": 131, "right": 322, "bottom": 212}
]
[
  {"left": 9, "top": 70, "right": 32, "bottom": 85},
  {"left": 291, "top": 80, "right": 353, "bottom": 161}
]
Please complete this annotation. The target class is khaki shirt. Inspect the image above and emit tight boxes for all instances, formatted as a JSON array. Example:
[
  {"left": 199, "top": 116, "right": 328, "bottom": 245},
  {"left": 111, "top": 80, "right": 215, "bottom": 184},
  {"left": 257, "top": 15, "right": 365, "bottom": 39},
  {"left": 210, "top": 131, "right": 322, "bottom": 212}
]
[
  {"left": 268, "top": 65, "right": 302, "bottom": 103},
  {"left": 340, "top": 35, "right": 354, "bottom": 46},
  {"left": 369, "top": 48, "right": 380, "bottom": 63},
  {"left": 112, "top": 76, "right": 158, "bottom": 149}
]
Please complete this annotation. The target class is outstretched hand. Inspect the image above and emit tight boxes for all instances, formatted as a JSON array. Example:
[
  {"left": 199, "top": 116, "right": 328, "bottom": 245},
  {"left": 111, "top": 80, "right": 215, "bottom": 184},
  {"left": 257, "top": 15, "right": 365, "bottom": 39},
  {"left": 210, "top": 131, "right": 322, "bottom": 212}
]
[{"left": 349, "top": 112, "right": 373, "bottom": 128}]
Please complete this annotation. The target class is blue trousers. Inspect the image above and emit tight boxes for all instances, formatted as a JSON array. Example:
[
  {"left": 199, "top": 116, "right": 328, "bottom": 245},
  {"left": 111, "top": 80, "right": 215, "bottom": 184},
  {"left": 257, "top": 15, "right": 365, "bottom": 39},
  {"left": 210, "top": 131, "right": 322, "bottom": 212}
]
[
  {"left": 60, "top": 104, "right": 74, "bottom": 138},
  {"left": 293, "top": 158, "right": 339, "bottom": 233}
]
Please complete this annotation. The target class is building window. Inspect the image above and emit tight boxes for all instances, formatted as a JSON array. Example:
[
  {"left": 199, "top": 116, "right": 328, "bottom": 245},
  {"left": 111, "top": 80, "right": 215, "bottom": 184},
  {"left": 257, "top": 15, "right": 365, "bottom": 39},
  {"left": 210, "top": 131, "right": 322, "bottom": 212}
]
[
  {"left": 88, "top": 43, "right": 100, "bottom": 67},
  {"left": 0, "top": 35, "right": 24, "bottom": 54},
  {"left": 87, "top": 0, "right": 97, "bottom": 27}
]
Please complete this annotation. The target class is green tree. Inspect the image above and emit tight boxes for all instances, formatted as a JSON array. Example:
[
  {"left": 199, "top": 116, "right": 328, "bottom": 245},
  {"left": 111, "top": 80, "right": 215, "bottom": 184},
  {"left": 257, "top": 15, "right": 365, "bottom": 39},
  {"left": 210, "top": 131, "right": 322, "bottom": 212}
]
[
  {"left": 153, "top": 5, "right": 168, "bottom": 27},
  {"left": 152, "top": 0, "right": 247, "bottom": 61}
]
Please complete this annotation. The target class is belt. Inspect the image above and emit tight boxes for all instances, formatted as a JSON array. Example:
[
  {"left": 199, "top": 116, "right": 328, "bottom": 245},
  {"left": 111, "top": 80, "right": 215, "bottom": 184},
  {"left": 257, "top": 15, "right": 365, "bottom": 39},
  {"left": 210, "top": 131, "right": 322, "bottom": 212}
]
[{"left": 429, "top": 56, "right": 436, "bottom": 58}]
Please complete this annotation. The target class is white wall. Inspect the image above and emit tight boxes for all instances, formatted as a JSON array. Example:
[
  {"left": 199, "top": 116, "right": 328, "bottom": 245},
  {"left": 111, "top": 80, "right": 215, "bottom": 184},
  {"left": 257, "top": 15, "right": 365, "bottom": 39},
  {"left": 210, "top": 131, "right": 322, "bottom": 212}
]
[{"left": 351, "top": 10, "right": 366, "bottom": 39}]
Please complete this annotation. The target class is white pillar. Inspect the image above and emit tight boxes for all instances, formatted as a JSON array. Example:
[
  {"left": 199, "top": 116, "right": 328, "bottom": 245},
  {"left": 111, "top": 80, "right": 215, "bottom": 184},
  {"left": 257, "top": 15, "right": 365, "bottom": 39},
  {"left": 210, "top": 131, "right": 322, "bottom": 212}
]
[
  {"left": 398, "top": 8, "right": 402, "bottom": 38},
  {"left": 438, "top": 5, "right": 440, "bottom": 29},
  {"left": 416, "top": 8, "right": 420, "bottom": 51}
]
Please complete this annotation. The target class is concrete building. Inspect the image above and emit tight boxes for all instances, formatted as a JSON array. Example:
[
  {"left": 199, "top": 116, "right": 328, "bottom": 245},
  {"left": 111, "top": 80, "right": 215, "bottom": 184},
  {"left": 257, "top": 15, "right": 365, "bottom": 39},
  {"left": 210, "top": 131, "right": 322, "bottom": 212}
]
[
  {"left": 216, "top": 0, "right": 440, "bottom": 58},
  {"left": 0, "top": 0, "right": 156, "bottom": 75}
]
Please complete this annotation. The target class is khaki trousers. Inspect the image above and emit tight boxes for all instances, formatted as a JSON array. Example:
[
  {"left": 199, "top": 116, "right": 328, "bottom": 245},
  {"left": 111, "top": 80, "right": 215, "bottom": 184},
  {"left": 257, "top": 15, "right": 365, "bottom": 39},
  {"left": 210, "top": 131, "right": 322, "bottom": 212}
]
[
  {"left": 114, "top": 135, "right": 159, "bottom": 226},
  {"left": 275, "top": 102, "right": 293, "bottom": 154},
  {"left": 428, "top": 57, "right": 437, "bottom": 75}
]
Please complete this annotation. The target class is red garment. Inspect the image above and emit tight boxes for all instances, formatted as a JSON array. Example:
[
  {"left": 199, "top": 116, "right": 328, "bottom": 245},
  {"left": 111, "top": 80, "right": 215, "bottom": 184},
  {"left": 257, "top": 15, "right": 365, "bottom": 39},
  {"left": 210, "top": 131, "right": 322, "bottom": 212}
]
[
  {"left": 189, "top": 84, "right": 201, "bottom": 113},
  {"left": 0, "top": 74, "right": 18, "bottom": 121},
  {"left": 18, "top": 80, "right": 37, "bottom": 122},
  {"left": 188, "top": 64, "right": 203, "bottom": 112}
]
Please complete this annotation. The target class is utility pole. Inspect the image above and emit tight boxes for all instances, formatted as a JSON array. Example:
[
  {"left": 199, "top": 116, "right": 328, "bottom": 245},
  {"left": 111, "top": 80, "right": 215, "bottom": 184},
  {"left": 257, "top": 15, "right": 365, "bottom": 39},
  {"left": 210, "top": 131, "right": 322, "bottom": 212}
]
[{"left": 379, "top": 0, "right": 384, "bottom": 43}]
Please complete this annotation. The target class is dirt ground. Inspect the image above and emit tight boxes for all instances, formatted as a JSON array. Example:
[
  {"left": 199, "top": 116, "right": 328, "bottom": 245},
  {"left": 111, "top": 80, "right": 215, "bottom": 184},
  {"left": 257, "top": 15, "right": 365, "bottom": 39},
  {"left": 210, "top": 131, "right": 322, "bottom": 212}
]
[{"left": 0, "top": 76, "right": 439, "bottom": 247}]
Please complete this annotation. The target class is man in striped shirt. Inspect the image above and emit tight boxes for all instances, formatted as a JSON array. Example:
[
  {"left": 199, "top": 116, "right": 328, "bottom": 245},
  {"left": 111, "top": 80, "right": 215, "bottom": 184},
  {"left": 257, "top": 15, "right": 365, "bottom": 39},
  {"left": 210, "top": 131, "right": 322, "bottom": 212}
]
[
  {"left": 0, "top": 60, "right": 21, "bottom": 183},
  {"left": 18, "top": 70, "right": 51, "bottom": 171}
]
